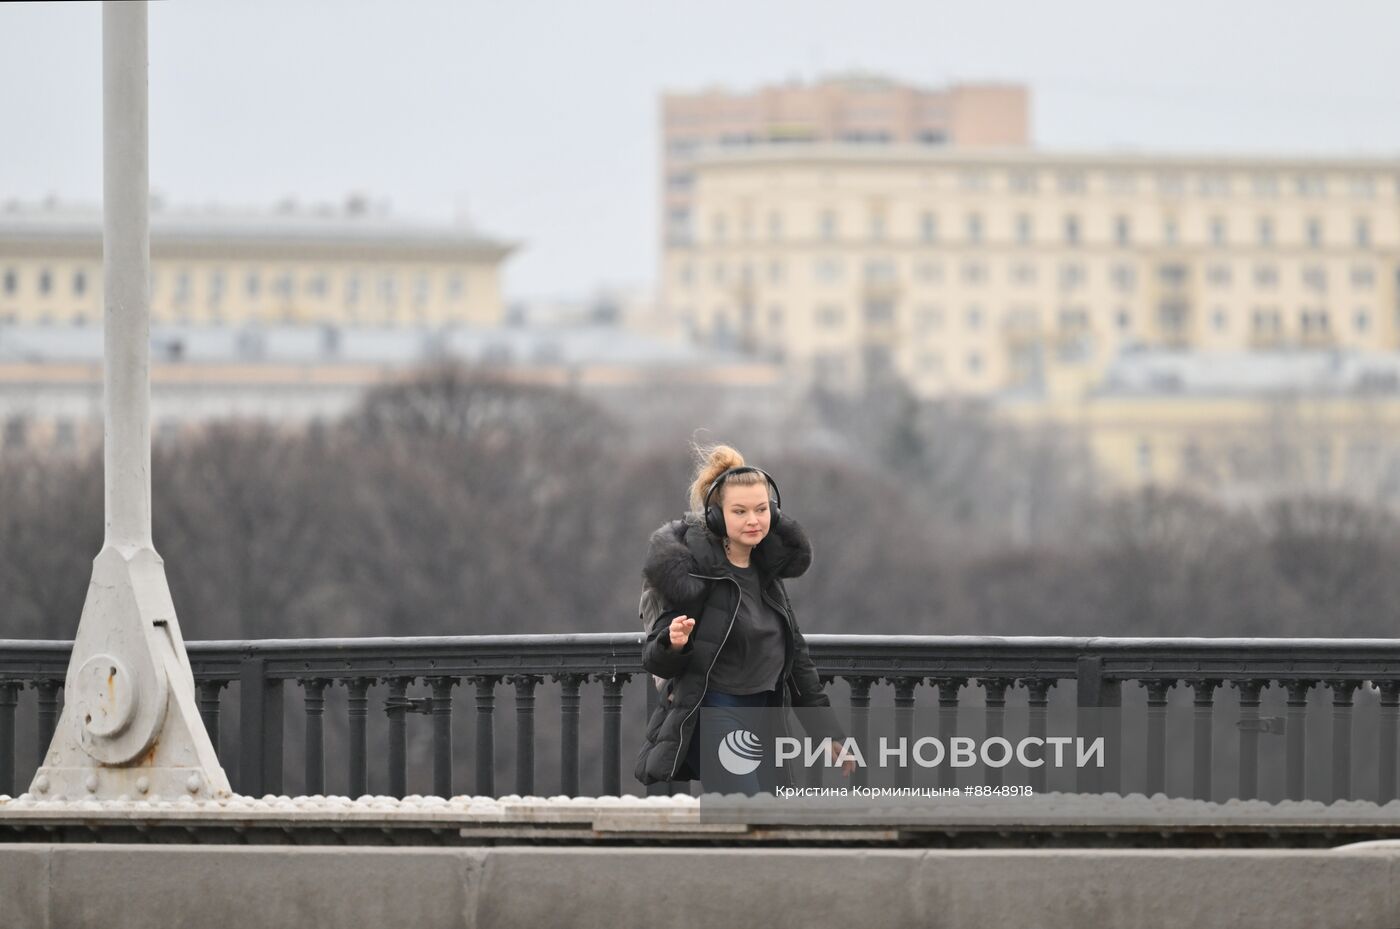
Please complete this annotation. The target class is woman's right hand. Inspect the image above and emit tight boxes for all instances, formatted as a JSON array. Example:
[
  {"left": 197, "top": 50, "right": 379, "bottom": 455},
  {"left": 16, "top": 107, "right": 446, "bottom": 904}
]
[{"left": 668, "top": 615, "right": 695, "bottom": 650}]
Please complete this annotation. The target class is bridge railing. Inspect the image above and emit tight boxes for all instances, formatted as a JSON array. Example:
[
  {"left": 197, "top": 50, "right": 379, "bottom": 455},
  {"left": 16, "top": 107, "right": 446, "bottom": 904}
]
[{"left": 2, "top": 634, "right": 1398, "bottom": 803}]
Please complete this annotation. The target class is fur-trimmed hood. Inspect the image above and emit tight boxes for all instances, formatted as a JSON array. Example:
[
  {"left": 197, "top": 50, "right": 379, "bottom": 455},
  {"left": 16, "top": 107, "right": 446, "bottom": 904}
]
[{"left": 642, "top": 510, "right": 813, "bottom": 605}]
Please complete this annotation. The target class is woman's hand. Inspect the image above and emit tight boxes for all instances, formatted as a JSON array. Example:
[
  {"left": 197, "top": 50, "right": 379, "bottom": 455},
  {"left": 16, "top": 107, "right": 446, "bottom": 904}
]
[
  {"left": 829, "top": 739, "right": 858, "bottom": 776},
  {"left": 668, "top": 615, "right": 695, "bottom": 650}
]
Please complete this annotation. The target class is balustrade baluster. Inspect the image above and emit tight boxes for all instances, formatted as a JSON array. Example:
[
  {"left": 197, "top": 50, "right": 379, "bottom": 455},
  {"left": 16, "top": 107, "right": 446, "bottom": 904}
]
[
  {"left": 196, "top": 679, "right": 228, "bottom": 760},
  {"left": 1018, "top": 678, "right": 1055, "bottom": 794},
  {"left": 1326, "top": 679, "right": 1361, "bottom": 802},
  {"left": 427, "top": 676, "right": 458, "bottom": 799},
  {"left": 1140, "top": 679, "right": 1176, "bottom": 797},
  {"left": 929, "top": 677, "right": 966, "bottom": 790},
  {"left": 1379, "top": 682, "right": 1400, "bottom": 804},
  {"left": 470, "top": 676, "right": 498, "bottom": 797},
  {"left": 978, "top": 678, "right": 1015, "bottom": 789},
  {"left": 300, "top": 678, "right": 328, "bottom": 796},
  {"left": 600, "top": 673, "right": 630, "bottom": 796},
  {"left": 1185, "top": 679, "right": 1220, "bottom": 802},
  {"left": 1282, "top": 679, "right": 1317, "bottom": 801},
  {"left": 344, "top": 677, "right": 373, "bottom": 797},
  {"left": 553, "top": 673, "right": 584, "bottom": 797}
]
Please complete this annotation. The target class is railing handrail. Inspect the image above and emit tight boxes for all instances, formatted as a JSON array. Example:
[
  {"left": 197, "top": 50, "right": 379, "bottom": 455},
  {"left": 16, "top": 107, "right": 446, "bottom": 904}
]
[{"left": 5, "top": 633, "right": 1400, "bottom": 683}]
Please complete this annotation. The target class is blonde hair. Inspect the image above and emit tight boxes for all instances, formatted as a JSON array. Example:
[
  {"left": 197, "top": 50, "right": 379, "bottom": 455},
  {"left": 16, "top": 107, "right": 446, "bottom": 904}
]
[{"left": 687, "top": 442, "right": 769, "bottom": 517}]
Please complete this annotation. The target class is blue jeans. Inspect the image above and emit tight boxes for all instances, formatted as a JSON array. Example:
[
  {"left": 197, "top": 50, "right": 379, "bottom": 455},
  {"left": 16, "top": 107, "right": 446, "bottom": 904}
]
[{"left": 684, "top": 687, "right": 782, "bottom": 795}]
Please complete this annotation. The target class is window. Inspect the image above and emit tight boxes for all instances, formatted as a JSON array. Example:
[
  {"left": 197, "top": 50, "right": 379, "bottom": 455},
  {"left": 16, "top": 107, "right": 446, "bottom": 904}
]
[
  {"left": 1355, "top": 308, "right": 1372, "bottom": 333},
  {"left": 246, "top": 271, "right": 261, "bottom": 298},
  {"left": 1300, "top": 307, "right": 1332, "bottom": 336},
  {"left": 917, "top": 304, "right": 944, "bottom": 329},
  {"left": 1251, "top": 307, "right": 1282, "bottom": 338},
  {"left": 414, "top": 274, "right": 430, "bottom": 307},
  {"left": 961, "top": 261, "right": 987, "bottom": 285},
  {"left": 38, "top": 269, "right": 52, "bottom": 296},
  {"left": 1253, "top": 174, "right": 1279, "bottom": 197},
  {"left": 1114, "top": 215, "right": 1131, "bottom": 246},
  {"left": 1302, "top": 265, "right": 1328, "bottom": 293},
  {"left": 920, "top": 211, "right": 938, "bottom": 243},
  {"left": 1111, "top": 264, "right": 1137, "bottom": 292},
  {"left": 768, "top": 212, "right": 783, "bottom": 242},
  {"left": 711, "top": 213, "right": 727, "bottom": 242},
  {"left": 1115, "top": 307, "right": 1132, "bottom": 331},
  {"left": 1351, "top": 265, "right": 1375, "bottom": 289},
  {"left": 345, "top": 275, "right": 361, "bottom": 306},
  {"left": 1351, "top": 175, "right": 1377, "bottom": 199},
  {"left": 814, "top": 258, "right": 843, "bottom": 283},
  {"left": 308, "top": 273, "right": 328, "bottom": 298},
  {"left": 72, "top": 270, "right": 86, "bottom": 297},
  {"left": 1063, "top": 214, "right": 1081, "bottom": 246},
  {"left": 1257, "top": 217, "right": 1275, "bottom": 247},
  {"left": 209, "top": 270, "right": 225, "bottom": 307},
  {"left": 965, "top": 212, "right": 983, "bottom": 244},
  {"left": 1058, "top": 262, "right": 1085, "bottom": 291},
  {"left": 1009, "top": 171, "right": 1038, "bottom": 193},
  {"left": 864, "top": 260, "right": 896, "bottom": 284},
  {"left": 1209, "top": 217, "right": 1227, "bottom": 247},
  {"left": 1206, "top": 264, "right": 1232, "bottom": 287},
  {"left": 712, "top": 261, "right": 727, "bottom": 284},
  {"left": 819, "top": 210, "right": 838, "bottom": 242},
  {"left": 1158, "top": 263, "right": 1188, "bottom": 287},
  {"left": 1106, "top": 171, "right": 1137, "bottom": 194},
  {"left": 379, "top": 274, "right": 397, "bottom": 306},
  {"left": 967, "top": 351, "right": 984, "bottom": 374},
  {"left": 1163, "top": 218, "right": 1179, "bottom": 246},
  {"left": 1296, "top": 174, "right": 1326, "bottom": 196},
  {"left": 1355, "top": 218, "right": 1372, "bottom": 248},
  {"left": 1199, "top": 173, "right": 1230, "bottom": 196},
  {"left": 1306, "top": 217, "right": 1323, "bottom": 249},
  {"left": 768, "top": 259, "right": 784, "bottom": 284},
  {"left": 816, "top": 305, "right": 844, "bottom": 328},
  {"left": 1156, "top": 172, "right": 1185, "bottom": 196},
  {"left": 1058, "top": 171, "right": 1086, "bottom": 194},
  {"left": 1015, "top": 213, "right": 1033, "bottom": 245},
  {"left": 1011, "top": 262, "right": 1037, "bottom": 286},
  {"left": 448, "top": 274, "right": 464, "bottom": 299},
  {"left": 767, "top": 305, "right": 784, "bottom": 331},
  {"left": 1211, "top": 307, "right": 1227, "bottom": 332},
  {"left": 864, "top": 300, "right": 895, "bottom": 325},
  {"left": 175, "top": 270, "right": 192, "bottom": 305},
  {"left": 3, "top": 417, "right": 27, "bottom": 451},
  {"left": 959, "top": 170, "right": 989, "bottom": 192},
  {"left": 915, "top": 260, "right": 943, "bottom": 284},
  {"left": 2, "top": 269, "right": 14, "bottom": 295},
  {"left": 868, "top": 211, "right": 886, "bottom": 242},
  {"left": 965, "top": 305, "right": 984, "bottom": 330},
  {"left": 1254, "top": 264, "right": 1279, "bottom": 289}
]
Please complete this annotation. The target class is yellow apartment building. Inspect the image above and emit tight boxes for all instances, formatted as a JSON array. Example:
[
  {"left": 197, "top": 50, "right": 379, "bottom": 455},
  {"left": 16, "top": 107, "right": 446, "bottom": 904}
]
[
  {"left": 663, "top": 145, "right": 1400, "bottom": 400},
  {"left": 0, "top": 198, "right": 514, "bottom": 328}
]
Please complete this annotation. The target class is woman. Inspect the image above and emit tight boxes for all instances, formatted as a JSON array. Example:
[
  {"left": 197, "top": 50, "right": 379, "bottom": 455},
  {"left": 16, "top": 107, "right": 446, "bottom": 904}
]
[{"left": 634, "top": 443, "right": 855, "bottom": 795}]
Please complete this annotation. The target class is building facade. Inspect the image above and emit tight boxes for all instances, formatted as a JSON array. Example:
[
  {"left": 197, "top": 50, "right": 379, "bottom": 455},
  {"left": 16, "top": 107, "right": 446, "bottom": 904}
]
[
  {"left": 661, "top": 75, "right": 1029, "bottom": 249},
  {"left": 663, "top": 145, "right": 1400, "bottom": 400},
  {"left": 0, "top": 199, "right": 515, "bottom": 329}
]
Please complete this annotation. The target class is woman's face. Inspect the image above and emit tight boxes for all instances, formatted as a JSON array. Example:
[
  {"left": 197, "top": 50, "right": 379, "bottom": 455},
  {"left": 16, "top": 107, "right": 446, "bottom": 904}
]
[{"left": 720, "top": 480, "right": 772, "bottom": 545}]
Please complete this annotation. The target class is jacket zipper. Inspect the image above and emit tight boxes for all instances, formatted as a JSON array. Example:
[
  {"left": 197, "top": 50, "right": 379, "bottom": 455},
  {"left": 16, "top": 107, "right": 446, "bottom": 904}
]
[
  {"left": 668, "top": 570, "right": 742, "bottom": 781},
  {"left": 762, "top": 585, "right": 802, "bottom": 698}
]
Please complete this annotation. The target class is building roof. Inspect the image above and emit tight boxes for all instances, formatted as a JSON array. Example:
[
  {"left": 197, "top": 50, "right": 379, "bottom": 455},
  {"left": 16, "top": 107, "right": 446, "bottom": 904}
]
[
  {"left": 0, "top": 199, "right": 515, "bottom": 257},
  {"left": 1094, "top": 348, "right": 1400, "bottom": 398}
]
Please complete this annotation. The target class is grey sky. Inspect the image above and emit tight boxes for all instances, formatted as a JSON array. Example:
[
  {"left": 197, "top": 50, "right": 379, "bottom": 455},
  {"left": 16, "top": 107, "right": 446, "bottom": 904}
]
[{"left": 3, "top": 0, "right": 1399, "bottom": 300}]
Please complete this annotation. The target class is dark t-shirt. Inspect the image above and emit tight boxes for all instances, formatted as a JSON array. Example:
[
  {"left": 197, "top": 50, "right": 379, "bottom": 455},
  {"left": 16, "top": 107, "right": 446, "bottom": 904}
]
[{"left": 706, "top": 561, "right": 788, "bottom": 695}]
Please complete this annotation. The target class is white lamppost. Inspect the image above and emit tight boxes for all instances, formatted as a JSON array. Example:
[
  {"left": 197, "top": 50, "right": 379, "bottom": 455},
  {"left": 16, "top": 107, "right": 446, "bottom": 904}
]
[{"left": 28, "top": 0, "right": 230, "bottom": 802}]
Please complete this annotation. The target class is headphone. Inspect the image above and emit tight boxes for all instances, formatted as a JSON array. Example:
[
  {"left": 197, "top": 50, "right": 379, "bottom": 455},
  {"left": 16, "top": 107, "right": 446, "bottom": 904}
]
[{"left": 703, "top": 466, "right": 782, "bottom": 539}]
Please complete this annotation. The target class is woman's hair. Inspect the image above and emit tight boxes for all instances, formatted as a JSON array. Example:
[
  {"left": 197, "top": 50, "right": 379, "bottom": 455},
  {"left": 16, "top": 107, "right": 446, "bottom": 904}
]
[{"left": 687, "top": 442, "right": 768, "bottom": 516}]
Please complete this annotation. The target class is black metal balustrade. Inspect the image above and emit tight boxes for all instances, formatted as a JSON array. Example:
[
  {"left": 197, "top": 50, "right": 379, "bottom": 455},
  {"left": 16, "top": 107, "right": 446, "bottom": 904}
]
[{"left": 1, "top": 634, "right": 1399, "bottom": 804}]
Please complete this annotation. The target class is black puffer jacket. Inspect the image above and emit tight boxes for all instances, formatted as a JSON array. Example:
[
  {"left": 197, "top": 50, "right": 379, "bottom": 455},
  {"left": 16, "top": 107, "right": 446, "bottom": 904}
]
[{"left": 633, "top": 511, "right": 848, "bottom": 787}]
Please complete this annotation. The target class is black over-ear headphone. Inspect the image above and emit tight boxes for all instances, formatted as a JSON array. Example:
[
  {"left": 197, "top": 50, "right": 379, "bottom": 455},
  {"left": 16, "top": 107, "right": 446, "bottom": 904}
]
[{"left": 703, "top": 466, "right": 782, "bottom": 539}]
